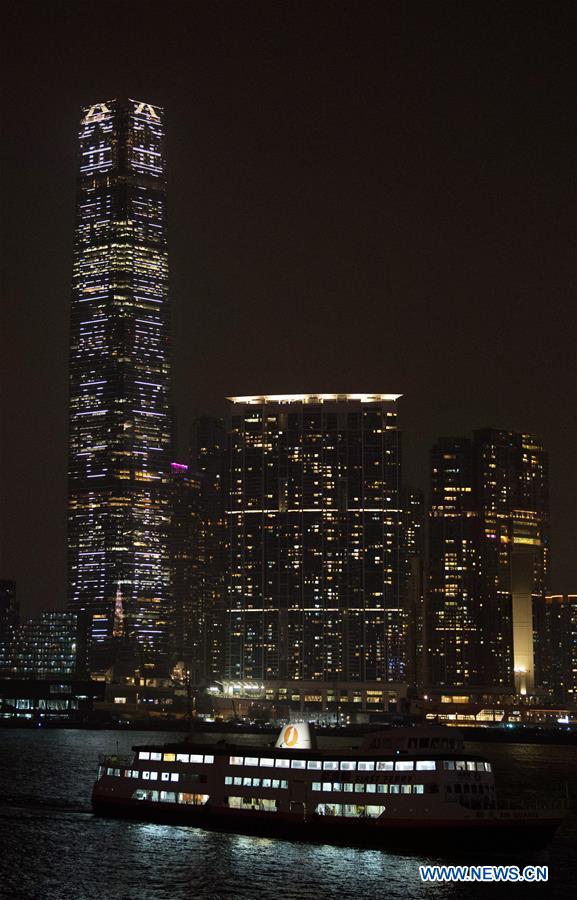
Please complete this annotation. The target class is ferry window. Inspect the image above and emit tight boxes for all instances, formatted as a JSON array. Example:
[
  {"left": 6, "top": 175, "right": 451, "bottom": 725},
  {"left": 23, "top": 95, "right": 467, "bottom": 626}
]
[
  {"left": 225, "top": 776, "right": 233, "bottom": 785},
  {"left": 322, "top": 783, "right": 332, "bottom": 792},
  {"left": 143, "top": 771, "right": 150, "bottom": 780},
  {"left": 260, "top": 758, "right": 274, "bottom": 768},
  {"left": 444, "top": 761, "right": 455, "bottom": 770},
  {"left": 454, "top": 784, "right": 462, "bottom": 794},
  {"left": 253, "top": 778, "right": 261, "bottom": 787},
  {"left": 151, "top": 753, "right": 162, "bottom": 761},
  {"left": 204, "top": 755, "right": 215, "bottom": 764},
  {"left": 275, "top": 759, "right": 290, "bottom": 769},
  {"left": 233, "top": 777, "right": 242, "bottom": 786},
  {"left": 343, "top": 784, "right": 353, "bottom": 793},
  {"left": 160, "top": 791, "right": 176, "bottom": 803},
  {"left": 281, "top": 780, "right": 288, "bottom": 789},
  {"left": 291, "top": 760, "right": 306, "bottom": 769},
  {"left": 176, "top": 754, "right": 189, "bottom": 763},
  {"left": 190, "top": 754, "right": 204, "bottom": 764},
  {"left": 139, "top": 752, "right": 150, "bottom": 760},
  {"left": 354, "top": 784, "right": 364, "bottom": 793},
  {"left": 466, "top": 762, "right": 476, "bottom": 772},
  {"left": 475, "top": 762, "right": 485, "bottom": 772},
  {"left": 272, "top": 780, "right": 280, "bottom": 789},
  {"left": 114, "top": 769, "right": 121, "bottom": 777},
  {"left": 107, "top": 768, "right": 114, "bottom": 776},
  {"left": 333, "top": 782, "right": 342, "bottom": 792},
  {"left": 395, "top": 761, "right": 413, "bottom": 771},
  {"left": 323, "top": 761, "right": 338, "bottom": 771},
  {"left": 484, "top": 763, "right": 492, "bottom": 772},
  {"left": 401, "top": 785, "right": 411, "bottom": 794},
  {"left": 243, "top": 778, "right": 251, "bottom": 786},
  {"left": 245, "top": 757, "right": 259, "bottom": 767},
  {"left": 307, "top": 761, "right": 321, "bottom": 770},
  {"left": 311, "top": 782, "right": 321, "bottom": 791},
  {"left": 230, "top": 756, "right": 244, "bottom": 766},
  {"left": 426, "top": 784, "right": 439, "bottom": 794},
  {"left": 163, "top": 753, "right": 176, "bottom": 762},
  {"left": 366, "top": 784, "right": 376, "bottom": 794},
  {"left": 377, "top": 784, "right": 388, "bottom": 794},
  {"left": 134, "top": 789, "right": 147, "bottom": 800},
  {"left": 389, "top": 785, "right": 400, "bottom": 794},
  {"left": 340, "top": 761, "right": 356, "bottom": 771},
  {"left": 170, "top": 773, "right": 179, "bottom": 783},
  {"left": 358, "top": 761, "right": 375, "bottom": 772},
  {"left": 455, "top": 761, "right": 467, "bottom": 771},
  {"left": 414, "top": 785, "right": 424, "bottom": 794},
  {"left": 416, "top": 761, "right": 436, "bottom": 771},
  {"left": 262, "top": 779, "right": 272, "bottom": 788},
  {"left": 376, "top": 761, "right": 393, "bottom": 771},
  {"left": 149, "top": 772, "right": 158, "bottom": 781}
]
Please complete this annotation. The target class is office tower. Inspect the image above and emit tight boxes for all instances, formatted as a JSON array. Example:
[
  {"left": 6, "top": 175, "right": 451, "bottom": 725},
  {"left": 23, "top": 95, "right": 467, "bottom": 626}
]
[
  {"left": 0, "top": 580, "right": 19, "bottom": 639},
  {"left": 426, "top": 430, "right": 548, "bottom": 691},
  {"left": 169, "top": 462, "right": 203, "bottom": 679},
  {"left": 191, "top": 417, "right": 227, "bottom": 679},
  {"left": 403, "top": 488, "right": 425, "bottom": 686},
  {"left": 67, "top": 100, "right": 172, "bottom": 668},
  {"left": 541, "top": 594, "right": 577, "bottom": 704},
  {"left": 0, "top": 610, "right": 87, "bottom": 679},
  {"left": 226, "top": 394, "right": 403, "bottom": 683}
]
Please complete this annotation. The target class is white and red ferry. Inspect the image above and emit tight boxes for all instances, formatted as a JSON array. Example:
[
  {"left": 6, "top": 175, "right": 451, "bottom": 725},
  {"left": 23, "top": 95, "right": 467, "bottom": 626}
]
[{"left": 92, "top": 723, "right": 565, "bottom": 851}]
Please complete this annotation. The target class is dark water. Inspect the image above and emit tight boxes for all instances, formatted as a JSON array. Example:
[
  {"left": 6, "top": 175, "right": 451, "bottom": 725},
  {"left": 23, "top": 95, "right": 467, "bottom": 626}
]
[{"left": 0, "top": 729, "right": 575, "bottom": 899}]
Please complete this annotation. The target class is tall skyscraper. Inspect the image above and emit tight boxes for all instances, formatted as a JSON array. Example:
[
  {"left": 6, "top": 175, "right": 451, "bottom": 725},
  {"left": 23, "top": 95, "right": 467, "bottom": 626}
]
[
  {"left": 426, "top": 430, "right": 548, "bottom": 692},
  {"left": 226, "top": 394, "right": 404, "bottom": 683},
  {"left": 67, "top": 100, "right": 172, "bottom": 667}
]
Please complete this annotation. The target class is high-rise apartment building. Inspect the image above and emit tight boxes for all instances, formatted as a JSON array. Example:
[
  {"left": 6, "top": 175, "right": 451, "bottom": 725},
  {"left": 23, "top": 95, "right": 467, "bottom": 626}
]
[
  {"left": 0, "top": 610, "right": 87, "bottom": 679},
  {"left": 226, "top": 394, "right": 403, "bottom": 683},
  {"left": 541, "top": 594, "right": 577, "bottom": 704},
  {"left": 67, "top": 100, "right": 172, "bottom": 667},
  {"left": 169, "top": 462, "right": 203, "bottom": 678},
  {"left": 426, "top": 430, "right": 548, "bottom": 692}
]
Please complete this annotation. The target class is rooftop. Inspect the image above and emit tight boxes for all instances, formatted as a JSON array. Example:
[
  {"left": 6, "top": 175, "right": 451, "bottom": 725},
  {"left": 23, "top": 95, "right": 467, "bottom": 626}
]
[{"left": 227, "top": 393, "right": 401, "bottom": 405}]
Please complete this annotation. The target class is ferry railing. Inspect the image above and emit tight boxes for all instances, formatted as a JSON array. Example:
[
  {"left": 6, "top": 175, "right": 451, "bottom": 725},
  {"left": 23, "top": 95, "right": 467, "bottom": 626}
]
[{"left": 98, "top": 753, "right": 133, "bottom": 768}]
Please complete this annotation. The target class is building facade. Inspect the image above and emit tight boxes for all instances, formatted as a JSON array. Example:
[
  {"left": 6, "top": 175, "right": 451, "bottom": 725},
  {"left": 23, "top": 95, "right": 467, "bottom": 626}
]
[
  {"left": 541, "top": 594, "right": 577, "bottom": 705},
  {"left": 67, "top": 100, "right": 172, "bottom": 667},
  {"left": 426, "top": 430, "right": 548, "bottom": 692},
  {"left": 226, "top": 394, "right": 404, "bottom": 683},
  {"left": 0, "top": 611, "right": 87, "bottom": 679}
]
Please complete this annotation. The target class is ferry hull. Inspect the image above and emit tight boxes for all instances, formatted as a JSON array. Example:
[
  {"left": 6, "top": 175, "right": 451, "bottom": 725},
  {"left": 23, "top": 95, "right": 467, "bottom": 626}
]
[{"left": 91, "top": 795, "right": 562, "bottom": 854}]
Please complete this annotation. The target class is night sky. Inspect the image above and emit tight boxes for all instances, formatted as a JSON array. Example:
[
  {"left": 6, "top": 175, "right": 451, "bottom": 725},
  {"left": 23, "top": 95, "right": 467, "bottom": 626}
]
[{"left": 1, "top": 1, "right": 575, "bottom": 617}]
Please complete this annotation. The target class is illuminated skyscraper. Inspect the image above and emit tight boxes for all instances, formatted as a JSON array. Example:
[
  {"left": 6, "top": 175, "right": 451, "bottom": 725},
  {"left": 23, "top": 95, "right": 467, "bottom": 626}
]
[
  {"left": 226, "top": 394, "right": 404, "bottom": 682},
  {"left": 67, "top": 100, "right": 172, "bottom": 666},
  {"left": 426, "top": 430, "right": 548, "bottom": 691}
]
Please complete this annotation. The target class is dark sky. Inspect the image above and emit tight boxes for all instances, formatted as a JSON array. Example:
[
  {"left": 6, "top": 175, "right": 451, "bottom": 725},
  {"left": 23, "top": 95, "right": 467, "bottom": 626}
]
[{"left": 1, "top": 1, "right": 575, "bottom": 617}]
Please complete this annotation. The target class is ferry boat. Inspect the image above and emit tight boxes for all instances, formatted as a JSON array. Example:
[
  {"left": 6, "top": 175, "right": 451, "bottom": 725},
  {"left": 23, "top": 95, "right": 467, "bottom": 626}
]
[{"left": 92, "top": 723, "right": 565, "bottom": 851}]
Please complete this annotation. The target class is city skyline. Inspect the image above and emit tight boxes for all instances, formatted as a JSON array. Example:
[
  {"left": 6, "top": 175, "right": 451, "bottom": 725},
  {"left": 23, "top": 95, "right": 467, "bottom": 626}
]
[{"left": 1, "top": 3, "right": 575, "bottom": 619}]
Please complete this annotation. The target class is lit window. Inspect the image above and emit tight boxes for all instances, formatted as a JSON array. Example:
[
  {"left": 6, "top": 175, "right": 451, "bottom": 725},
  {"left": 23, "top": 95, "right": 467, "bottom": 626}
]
[
  {"left": 323, "top": 761, "right": 338, "bottom": 771},
  {"left": 204, "top": 755, "right": 215, "bottom": 764},
  {"left": 340, "top": 761, "right": 356, "bottom": 771},
  {"left": 190, "top": 754, "right": 203, "bottom": 764},
  {"left": 233, "top": 777, "right": 242, "bottom": 786},
  {"left": 149, "top": 772, "right": 158, "bottom": 781},
  {"left": 395, "top": 761, "right": 413, "bottom": 772},
  {"left": 366, "top": 784, "right": 376, "bottom": 793},
  {"left": 376, "top": 761, "right": 393, "bottom": 771},
  {"left": 484, "top": 763, "right": 492, "bottom": 773},
  {"left": 322, "top": 783, "right": 332, "bottom": 792},
  {"left": 163, "top": 753, "right": 176, "bottom": 762},
  {"left": 170, "top": 773, "right": 179, "bottom": 783},
  {"left": 229, "top": 756, "right": 244, "bottom": 766},
  {"left": 243, "top": 778, "right": 251, "bottom": 786},
  {"left": 357, "top": 761, "right": 375, "bottom": 772},
  {"left": 260, "top": 758, "right": 274, "bottom": 768},
  {"left": 377, "top": 784, "right": 388, "bottom": 794},
  {"left": 291, "top": 760, "right": 306, "bottom": 769},
  {"left": 311, "top": 782, "right": 322, "bottom": 791},
  {"left": 355, "top": 784, "right": 365, "bottom": 793},
  {"left": 139, "top": 752, "right": 150, "bottom": 760},
  {"left": 225, "top": 776, "right": 233, "bottom": 785},
  {"left": 466, "top": 762, "right": 476, "bottom": 772},
  {"left": 245, "top": 757, "right": 259, "bottom": 767},
  {"left": 176, "top": 754, "right": 189, "bottom": 763},
  {"left": 275, "top": 759, "right": 290, "bottom": 769},
  {"left": 343, "top": 783, "right": 353, "bottom": 793},
  {"left": 443, "top": 761, "right": 455, "bottom": 771},
  {"left": 142, "top": 771, "right": 150, "bottom": 780},
  {"left": 262, "top": 779, "right": 272, "bottom": 788},
  {"left": 150, "top": 753, "right": 162, "bottom": 761},
  {"left": 414, "top": 785, "right": 424, "bottom": 794},
  {"left": 416, "top": 761, "right": 436, "bottom": 771}
]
